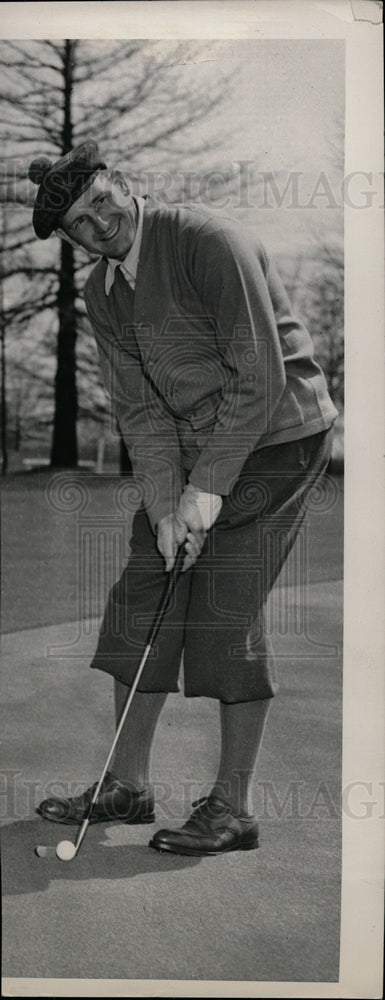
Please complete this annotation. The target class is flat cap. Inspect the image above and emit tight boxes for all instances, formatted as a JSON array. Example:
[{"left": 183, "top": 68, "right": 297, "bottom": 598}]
[{"left": 29, "top": 140, "right": 107, "bottom": 239}]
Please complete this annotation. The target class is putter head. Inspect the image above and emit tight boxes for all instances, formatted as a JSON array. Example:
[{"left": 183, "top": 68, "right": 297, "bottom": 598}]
[{"left": 35, "top": 845, "right": 56, "bottom": 858}]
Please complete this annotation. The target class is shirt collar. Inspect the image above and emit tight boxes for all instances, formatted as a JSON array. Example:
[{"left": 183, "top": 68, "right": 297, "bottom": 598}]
[{"left": 105, "top": 196, "right": 145, "bottom": 296}]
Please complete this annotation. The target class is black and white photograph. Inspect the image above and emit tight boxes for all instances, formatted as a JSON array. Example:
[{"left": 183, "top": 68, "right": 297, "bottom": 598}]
[{"left": 0, "top": 1, "right": 383, "bottom": 997}]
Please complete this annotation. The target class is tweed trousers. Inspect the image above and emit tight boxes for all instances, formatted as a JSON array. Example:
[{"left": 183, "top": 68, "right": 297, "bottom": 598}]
[{"left": 90, "top": 427, "right": 334, "bottom": 703}]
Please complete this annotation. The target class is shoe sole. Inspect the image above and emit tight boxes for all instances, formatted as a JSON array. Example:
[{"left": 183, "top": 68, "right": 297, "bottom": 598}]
[
  {"left": 36, "top": 809, "right": 155, "bottom": 826},
  {"left": 148, "top": 837, "right": 259, "bottom": 856}
]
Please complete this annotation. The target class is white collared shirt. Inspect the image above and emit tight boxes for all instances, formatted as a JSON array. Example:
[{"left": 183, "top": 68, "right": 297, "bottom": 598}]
[{"left": 105, "top": 196, "right": 145, "bottom": 296}]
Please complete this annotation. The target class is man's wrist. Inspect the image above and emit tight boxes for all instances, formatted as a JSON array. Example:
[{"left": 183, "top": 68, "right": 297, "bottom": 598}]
[
  {"left": 180, "top": 483, "right": 222, "bottom": 531},
  {"left": 185, "top": 483, "right": 220, "bottom": 501}
]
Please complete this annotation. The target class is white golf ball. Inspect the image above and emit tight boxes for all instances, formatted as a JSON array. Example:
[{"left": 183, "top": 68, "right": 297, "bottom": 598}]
[{"left": 56, "top": 840, "right": 76, "bottom": 862}]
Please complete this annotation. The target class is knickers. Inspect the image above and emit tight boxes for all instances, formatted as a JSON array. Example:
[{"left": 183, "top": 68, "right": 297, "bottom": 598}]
[{"left": 90, "top": 428, "right": 334, "bottom": 703}]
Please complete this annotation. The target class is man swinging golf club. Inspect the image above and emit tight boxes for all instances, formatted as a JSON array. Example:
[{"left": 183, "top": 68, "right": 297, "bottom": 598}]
[{"left": 30, "top": 140, "right": 338, "bottom": 857}]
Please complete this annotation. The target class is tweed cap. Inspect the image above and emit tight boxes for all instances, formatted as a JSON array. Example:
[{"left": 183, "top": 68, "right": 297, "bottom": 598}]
[{"left": 29, "top": 140, "right": 107, "bottom": 239}]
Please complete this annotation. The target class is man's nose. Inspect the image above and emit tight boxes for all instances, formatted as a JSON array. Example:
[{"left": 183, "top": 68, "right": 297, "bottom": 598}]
[{"left": 92, "top": 213, "right": 110, "bottom": 233}]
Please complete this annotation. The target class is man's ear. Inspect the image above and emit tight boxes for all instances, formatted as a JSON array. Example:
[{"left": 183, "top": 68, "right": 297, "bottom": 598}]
[{"left": 55, "top": 226, "right": 81, "bottom": 250}]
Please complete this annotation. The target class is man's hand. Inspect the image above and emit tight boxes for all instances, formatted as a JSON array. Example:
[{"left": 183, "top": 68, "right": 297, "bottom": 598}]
[
  {"left": 176, "top": 484, "right": 222, "bottom": 532},
  {"left": 157, "top": 487, "right": 222, "bottom": 573},
  {"left": 157, "top": 512, "right": 206, "bottom": 573},
  {"left": 157, "top": 513, "right": 182, "bottom": 572}
]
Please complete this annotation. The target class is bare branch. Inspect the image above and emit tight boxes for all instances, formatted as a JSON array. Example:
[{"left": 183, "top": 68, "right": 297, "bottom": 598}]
[
  {"left": 1, "top": 264, "right": 58, "bottom": 279},
  {"left": 7, "top": 360, "right": 55, "bottom": 386},
  {"left": 72, "top": 41, "right": 140, "bottom": 82},
  {"left": 41, "top": 40, "right": 66, "bottom": 59},
  {"left": 2, "top": 40, "right": 62, "bottom": 74}
]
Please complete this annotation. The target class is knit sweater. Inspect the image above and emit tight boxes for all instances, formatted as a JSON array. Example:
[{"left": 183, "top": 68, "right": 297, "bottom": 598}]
[{"left": 84, "top": 196, "right": 338, "bottom": 529}]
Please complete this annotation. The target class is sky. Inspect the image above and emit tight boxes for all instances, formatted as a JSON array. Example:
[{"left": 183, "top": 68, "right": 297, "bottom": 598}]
[
  {"left": 220, "top": 39, "right": 343, "bottom": 173},
  {"left": 169, "top": 39, "right": 344, "bottom": 168},
  {"left": 149, "top": 38, "right": 345, "bottom": 256}
]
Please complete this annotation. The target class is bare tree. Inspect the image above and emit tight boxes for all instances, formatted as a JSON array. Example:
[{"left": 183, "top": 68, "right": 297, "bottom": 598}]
[{"left": 0, "top": 39, "right": 231, "bottom": 468}]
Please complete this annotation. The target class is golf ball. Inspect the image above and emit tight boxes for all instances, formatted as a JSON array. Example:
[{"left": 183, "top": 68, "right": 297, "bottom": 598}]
[{"left": 56, "top": 840, "right": 76, "bottom": 862}]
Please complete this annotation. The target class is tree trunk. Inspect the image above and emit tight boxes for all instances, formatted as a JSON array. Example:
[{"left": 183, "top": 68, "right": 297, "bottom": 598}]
[
  {"left": 50, "top": 39, "right": 78, "bottom": 467},
  {"left": 50, "top": 239, "right": 78, "bottom": 466}
]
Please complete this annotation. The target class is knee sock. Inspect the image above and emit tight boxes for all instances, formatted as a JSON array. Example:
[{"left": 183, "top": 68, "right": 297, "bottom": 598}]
[
  {"left": 210, "top": 698, "right": 271, "bottom": 815},
  {"left": 111, "top": 679, "right": 168, "bottom": 791}
]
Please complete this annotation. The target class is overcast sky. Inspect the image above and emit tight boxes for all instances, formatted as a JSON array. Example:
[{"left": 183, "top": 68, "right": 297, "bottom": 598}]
[
  {"left": 161, "top": 38, "right": 345, "bottom": 255},
  {"left": 219, "top": 39, "right": 343, "bottom": 170}
]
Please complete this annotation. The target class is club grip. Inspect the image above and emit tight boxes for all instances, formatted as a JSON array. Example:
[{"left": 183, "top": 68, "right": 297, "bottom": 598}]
[{"left": 146, "top": 545, "right": 185, "bottom": 648}]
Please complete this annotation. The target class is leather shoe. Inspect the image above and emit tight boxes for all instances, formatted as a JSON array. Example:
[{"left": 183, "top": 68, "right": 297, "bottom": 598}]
[
  {"left": 36, "top": 771, "right": 155, "bottom": 825},
  {"left": 149, "top": 795, "right": 259, "bottom": 856}
]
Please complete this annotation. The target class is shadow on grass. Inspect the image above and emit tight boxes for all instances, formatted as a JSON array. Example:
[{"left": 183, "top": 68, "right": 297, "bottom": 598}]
[{"left": 1, "top": 817, "right": 201, "bottom": 896}]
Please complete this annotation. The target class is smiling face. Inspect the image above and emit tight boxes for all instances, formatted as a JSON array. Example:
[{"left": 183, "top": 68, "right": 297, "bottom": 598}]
[{"left": 61, "top": 170, "right": 137, "bottom": 259}]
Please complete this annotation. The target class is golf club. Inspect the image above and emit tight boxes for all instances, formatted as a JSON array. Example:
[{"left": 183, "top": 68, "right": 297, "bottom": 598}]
[{"left": 35, "top": 544, "right": 186, "bottom": 862}]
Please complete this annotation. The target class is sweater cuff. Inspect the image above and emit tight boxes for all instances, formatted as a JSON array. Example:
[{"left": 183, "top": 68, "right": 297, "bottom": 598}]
[{"left": 188, "top": 445, "right": 252, "bottom": 496}]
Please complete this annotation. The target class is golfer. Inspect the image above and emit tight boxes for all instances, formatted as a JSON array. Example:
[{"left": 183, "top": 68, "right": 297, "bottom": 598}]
[{"left": 30, "top": 141, "right": 338, "bottom": 856}]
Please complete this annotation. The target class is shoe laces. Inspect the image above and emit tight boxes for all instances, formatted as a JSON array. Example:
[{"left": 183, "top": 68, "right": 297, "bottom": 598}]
[
  {"left": 184, "top": 796, "right": 232, "bottom": 833},
  {"left": 191, "top": 797, "right": 208, "bottom": 809},
  {"left": 191, "top": 796, "right": 231, "bottom": 813},
  {"left": 64, "top": 771, "right": 115, "bottom": 806},
  {"left": 190, "top": 796, "right": 253, "bottom": 824}
]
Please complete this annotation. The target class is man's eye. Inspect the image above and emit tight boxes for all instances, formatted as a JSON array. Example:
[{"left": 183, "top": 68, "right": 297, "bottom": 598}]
[{"left": 73, "top": 217, "right": 86, "bottom": 230}]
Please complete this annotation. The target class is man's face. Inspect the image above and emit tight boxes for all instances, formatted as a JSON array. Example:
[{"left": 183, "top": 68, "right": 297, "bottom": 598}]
[{"left": 61, "top": 171, "right": 137, "bottom": 259}]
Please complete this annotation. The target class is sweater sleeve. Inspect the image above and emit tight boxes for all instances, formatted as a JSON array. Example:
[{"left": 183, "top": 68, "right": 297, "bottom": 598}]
[
  {"left": 84, "top": 287, "right": 183, "bottom": 531},
  {"left": 186, "top": 223, "right": 287, "bottom": 495}
]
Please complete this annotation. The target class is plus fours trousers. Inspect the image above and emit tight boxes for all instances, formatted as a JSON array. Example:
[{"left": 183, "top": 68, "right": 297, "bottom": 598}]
[{"left": 90, "top": 428, "right": 333, "bottom": 703}]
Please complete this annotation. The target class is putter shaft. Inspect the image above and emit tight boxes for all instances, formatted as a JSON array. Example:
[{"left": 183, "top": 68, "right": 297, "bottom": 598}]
[{"left": 73, "top": 547, "right": 185, "bottom": 856}]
